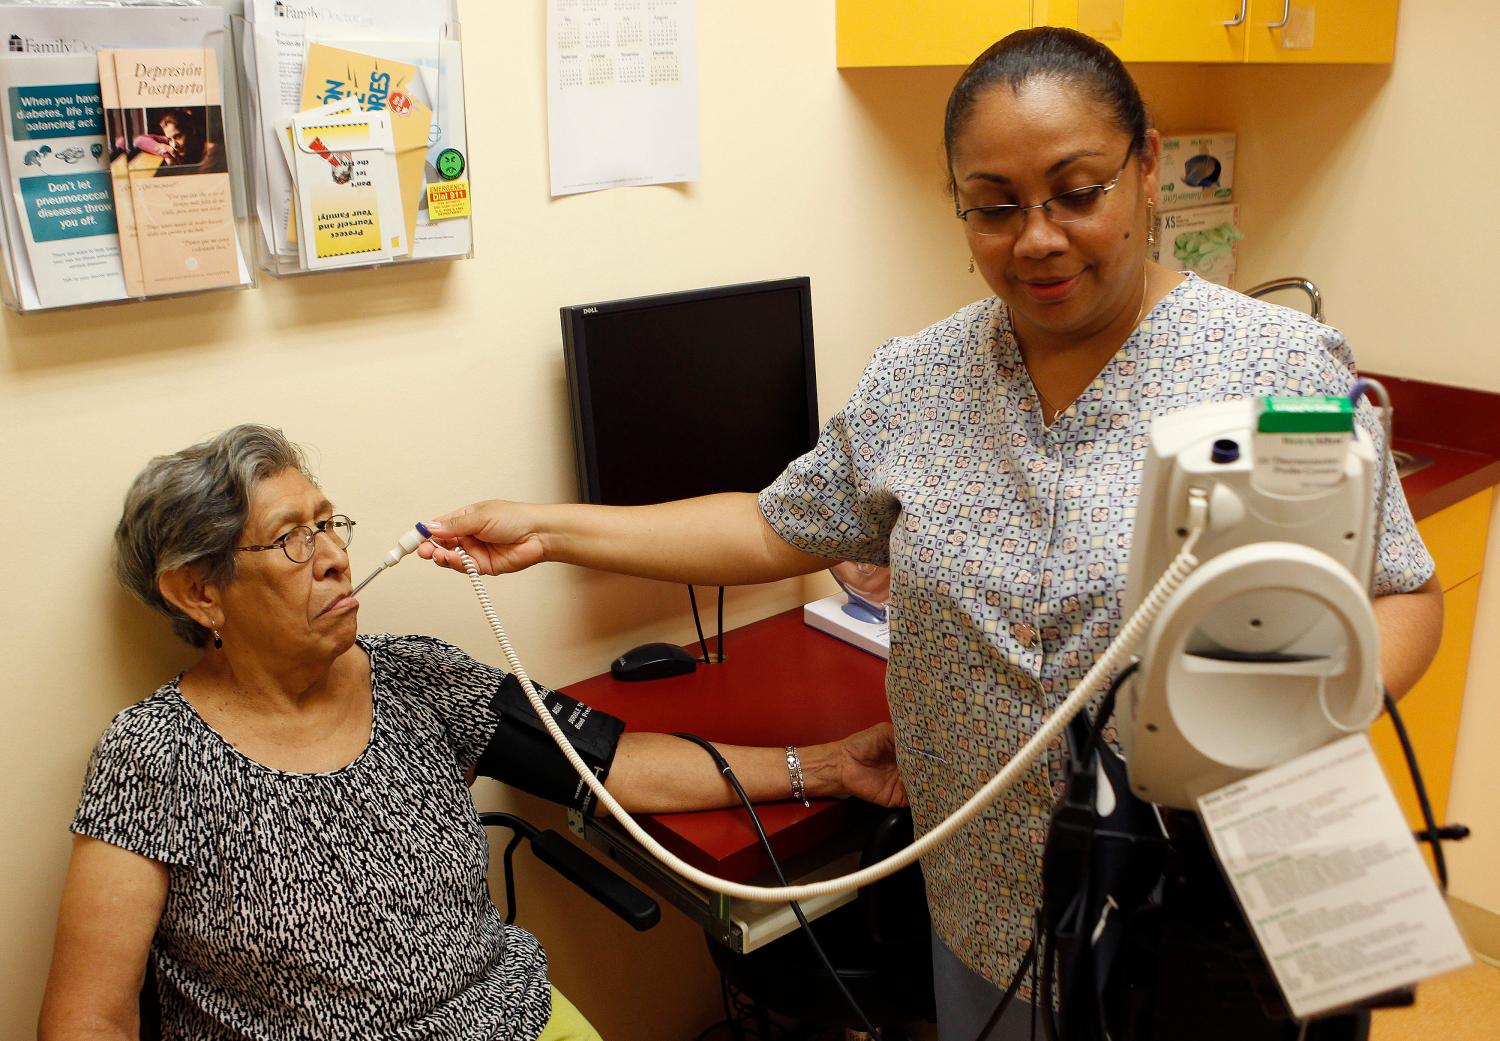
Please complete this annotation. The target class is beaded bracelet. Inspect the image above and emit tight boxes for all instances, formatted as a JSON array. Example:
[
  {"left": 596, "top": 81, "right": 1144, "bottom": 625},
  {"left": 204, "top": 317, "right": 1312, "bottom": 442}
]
[{"left": 785, "top": 745, "right": 810, "bottom": 807}]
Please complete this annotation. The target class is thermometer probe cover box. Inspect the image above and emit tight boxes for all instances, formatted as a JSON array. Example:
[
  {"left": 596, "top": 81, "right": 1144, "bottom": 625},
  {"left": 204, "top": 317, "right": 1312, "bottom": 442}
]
[{"left": 1159, "top": 131, "right": 1236, "bottom": 211}]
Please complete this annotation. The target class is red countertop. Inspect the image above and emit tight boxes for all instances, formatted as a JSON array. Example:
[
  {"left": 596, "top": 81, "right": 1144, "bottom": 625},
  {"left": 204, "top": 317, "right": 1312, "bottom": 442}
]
[
  {"left": 1366, "top": 372, "right": 1500, "bottom": 520},
  {"left": 565, "top": 609, "right": 892, "bottom": 882}
]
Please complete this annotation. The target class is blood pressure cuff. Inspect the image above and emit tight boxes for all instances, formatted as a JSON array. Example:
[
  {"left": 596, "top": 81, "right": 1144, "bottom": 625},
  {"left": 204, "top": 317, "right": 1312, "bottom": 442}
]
[{"left": 475, "top": 673, "right": 626, "bottom": 816}]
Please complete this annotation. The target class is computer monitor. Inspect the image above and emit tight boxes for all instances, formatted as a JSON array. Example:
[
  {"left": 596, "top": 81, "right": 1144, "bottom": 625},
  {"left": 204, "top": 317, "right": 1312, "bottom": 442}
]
[{"left": 561, "top": 277, "right": 819, "bottom": 507}]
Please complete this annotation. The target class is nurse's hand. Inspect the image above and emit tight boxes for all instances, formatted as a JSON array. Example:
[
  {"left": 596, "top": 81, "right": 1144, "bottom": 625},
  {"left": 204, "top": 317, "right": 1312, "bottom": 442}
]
[{"left": 418, "top": 501, "right": 546, "bottom": 576}]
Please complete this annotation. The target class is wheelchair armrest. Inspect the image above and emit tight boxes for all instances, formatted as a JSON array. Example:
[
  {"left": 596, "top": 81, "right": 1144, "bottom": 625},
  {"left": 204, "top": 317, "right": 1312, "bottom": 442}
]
[
  {"left": 531, "top": 829, "right": 661, "bottom": 932},
  {"left": 479, "top": 810, "right": 660, "bottom": 932}
]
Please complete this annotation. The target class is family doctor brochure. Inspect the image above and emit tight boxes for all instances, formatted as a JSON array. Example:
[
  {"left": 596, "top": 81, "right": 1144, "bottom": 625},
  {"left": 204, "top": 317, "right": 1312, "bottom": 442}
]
[
  {"left": 0, "top": 53, "right": 127, "bottom": 308},
  {"left": 301, "top": 42, "right": 431, "bottom": 252},
  {"left": 291, "top": 109, "right": 405, "bottom": 269},
  {"left": 245, "top": 0, "right": 459, "bottom": 259},
  {"left": 99, "top": 48, "right": 241, "bottom": 296}
]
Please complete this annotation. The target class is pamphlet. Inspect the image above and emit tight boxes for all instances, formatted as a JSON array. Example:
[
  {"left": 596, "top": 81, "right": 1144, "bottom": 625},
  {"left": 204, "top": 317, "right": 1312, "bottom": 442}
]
[
  {"left": 99, "top": 48, "right": 240, "bottom": 295},
  {"left": 0, "top": 54, "right": 127, "bottom": 307},
  {"left": 291, "top": 109, "right": 404, "bottom": 269},
  {"left": 300, "top": 42, "right": 430, "bottom": 252},
  {"left": 244, "top": 0, "right": 459, "bottom": 260},
  {"left": 274, "top": 97, "right": 361, "bottom": 260},
  {"left": 0, "top": 2, "right": 249, "bottom": 309},
  {"left": 96, "top": 50, "right": 143, "bottom": 297},
  {"left": 308, "top": 35, "right": 470, "bottom": 259}
]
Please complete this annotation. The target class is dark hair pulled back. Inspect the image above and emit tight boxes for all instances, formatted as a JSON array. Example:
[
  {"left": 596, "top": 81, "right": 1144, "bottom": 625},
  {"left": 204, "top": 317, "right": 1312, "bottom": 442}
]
[{"left": 943, "top": 27, "right": 1150, "bottom": 197}]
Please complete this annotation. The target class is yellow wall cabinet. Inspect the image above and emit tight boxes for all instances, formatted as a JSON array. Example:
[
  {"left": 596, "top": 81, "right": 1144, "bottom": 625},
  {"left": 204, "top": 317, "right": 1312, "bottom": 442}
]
[
  {"left": 835, "top": 0, "right": 1031, "bottom": 68},
  {"left": 1243, "top": 0, "right": 1399, "bottom": 64},
  {"left": 836, "top": 1, "right": 1398, "bottom": 68},
  {"left": 1370, "top": 488, "right": 1492, "bottom": 869}
]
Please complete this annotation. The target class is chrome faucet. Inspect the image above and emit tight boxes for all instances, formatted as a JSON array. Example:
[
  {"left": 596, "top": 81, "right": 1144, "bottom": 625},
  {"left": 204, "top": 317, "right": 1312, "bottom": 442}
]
[{"left": 1245, "top": 277, "right": 1324, "bottom": 323}]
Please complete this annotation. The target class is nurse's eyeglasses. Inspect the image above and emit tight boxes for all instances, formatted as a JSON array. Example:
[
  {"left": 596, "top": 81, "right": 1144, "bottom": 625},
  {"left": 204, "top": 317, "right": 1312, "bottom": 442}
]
[
  {"left": 237, "top": 516, "right": 356, "bottom": 564},
  {"left": 956, "top": 147, "right": 1134, "bottom": 237}
]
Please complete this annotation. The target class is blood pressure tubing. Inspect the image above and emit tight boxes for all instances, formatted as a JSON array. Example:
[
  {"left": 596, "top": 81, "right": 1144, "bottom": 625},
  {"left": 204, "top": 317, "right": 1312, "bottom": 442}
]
[{"left": 394, "top": 496, "right": 1206, "bottom": 903}]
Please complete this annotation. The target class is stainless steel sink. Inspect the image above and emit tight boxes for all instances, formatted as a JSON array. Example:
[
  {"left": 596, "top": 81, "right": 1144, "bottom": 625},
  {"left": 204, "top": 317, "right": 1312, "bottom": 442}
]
[{"left": 1392, "top": 449, "right": 1434, "bottom": 479}]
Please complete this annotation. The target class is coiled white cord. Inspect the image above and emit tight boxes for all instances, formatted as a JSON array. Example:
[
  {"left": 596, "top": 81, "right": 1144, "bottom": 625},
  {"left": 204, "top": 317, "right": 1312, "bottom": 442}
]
[{"left": 458, "top": 506, "right": 1207, "bottom": 903}]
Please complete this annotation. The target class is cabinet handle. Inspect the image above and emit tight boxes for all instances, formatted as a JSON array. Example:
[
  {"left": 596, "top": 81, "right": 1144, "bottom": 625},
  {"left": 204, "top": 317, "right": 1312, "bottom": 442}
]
[
  {"left": 1220, "top": 0, "right": 1248, "bottom": 26},
  {"left": 1263, "top": 0, "right": 1292, "bottom": 29}
]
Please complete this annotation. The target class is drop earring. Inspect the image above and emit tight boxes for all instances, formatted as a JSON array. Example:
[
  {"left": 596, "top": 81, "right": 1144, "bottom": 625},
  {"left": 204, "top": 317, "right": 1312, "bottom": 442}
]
[
  {"left": 213, "top": 628, "right": 223, "bottom": 650},
  {"left": 1146, "top": 199, "right": 1157, "bottom": 253},
  {"left": 968, "top": 256, "right": 975, "bottom": 273}
]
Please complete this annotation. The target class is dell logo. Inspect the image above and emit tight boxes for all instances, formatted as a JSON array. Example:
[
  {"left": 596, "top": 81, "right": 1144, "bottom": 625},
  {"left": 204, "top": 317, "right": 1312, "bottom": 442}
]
[{"left": 582, "top": 307, "right": 599, "bottom": 314}]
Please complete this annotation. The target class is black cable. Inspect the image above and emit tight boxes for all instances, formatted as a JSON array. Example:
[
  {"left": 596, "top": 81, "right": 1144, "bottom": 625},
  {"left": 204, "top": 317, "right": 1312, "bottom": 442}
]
[
  {"left": 716, "top": 585, "right": 726, "bottom": 663},
  {"left": 671, "top": 732, "right": 880, "bottom": 1038},
  {"left": 1040, "top": 919, "right": 1060, "bottom": 1041},
  {"left": 968, "top": 922, "right": 1040, "bottom": 1041},
  {"left": 1030, "top": 912, "right": 1043, "bottom": 1041},
  {"left": 686, "top": 585, "right": 712, "bottom": 664},
  {"left": 1030, "top": 662, "right": 1139, "bottom": 1041},
  {"left": 1382, "top": 689, "right": 1449, "bottom": 891}
]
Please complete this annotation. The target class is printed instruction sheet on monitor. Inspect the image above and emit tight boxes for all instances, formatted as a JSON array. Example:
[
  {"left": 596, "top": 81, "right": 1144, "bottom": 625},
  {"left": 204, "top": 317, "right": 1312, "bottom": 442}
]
[{"left": 1197, "top": 734, "right": 1471, "bottom": 1019}]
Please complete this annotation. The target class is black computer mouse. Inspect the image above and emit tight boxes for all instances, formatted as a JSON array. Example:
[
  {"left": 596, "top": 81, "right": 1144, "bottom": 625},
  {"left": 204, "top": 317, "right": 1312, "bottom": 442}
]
[{"left": 611, "top": 642, "right": 699, "bottom": 682}]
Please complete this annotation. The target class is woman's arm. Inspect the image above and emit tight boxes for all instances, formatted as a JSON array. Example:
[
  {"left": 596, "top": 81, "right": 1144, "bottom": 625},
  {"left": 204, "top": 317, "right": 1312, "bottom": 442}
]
[
  {"left": 420, "top": 492, "right": 832, "bottom": 584},
  {"left": 1374, "top": 574, "right": 1443, "bottom": 701},
  {"left": 605, "top": 723, "right": 906, "bottom": 813},
  {"left": 38, "top": 837, "right": 167, "bottom": 1041}
]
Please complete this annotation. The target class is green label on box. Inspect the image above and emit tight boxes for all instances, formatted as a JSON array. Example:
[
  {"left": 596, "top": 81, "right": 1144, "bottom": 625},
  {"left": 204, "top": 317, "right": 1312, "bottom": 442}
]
[{"left": 1257, "top": 396, "right": 1355, "bottom": 433}]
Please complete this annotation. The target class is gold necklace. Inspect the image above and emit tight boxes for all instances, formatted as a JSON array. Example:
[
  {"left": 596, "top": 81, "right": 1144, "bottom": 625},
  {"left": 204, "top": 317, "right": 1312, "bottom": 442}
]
[{"left": 1025, "top": 270, "right": 1152, "bottom": 427}]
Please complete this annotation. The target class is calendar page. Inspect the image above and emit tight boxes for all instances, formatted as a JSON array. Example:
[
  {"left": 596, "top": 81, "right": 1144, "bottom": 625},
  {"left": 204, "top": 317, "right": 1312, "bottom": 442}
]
[{"left": 546, "top": 0, "right": 698, "bottom": 196}]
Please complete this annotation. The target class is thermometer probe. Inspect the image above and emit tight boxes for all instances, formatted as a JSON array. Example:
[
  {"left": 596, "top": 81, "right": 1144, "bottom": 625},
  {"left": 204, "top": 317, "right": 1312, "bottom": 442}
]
[{"left": 350, "top": 522, "right": 433, "bottom": 597}]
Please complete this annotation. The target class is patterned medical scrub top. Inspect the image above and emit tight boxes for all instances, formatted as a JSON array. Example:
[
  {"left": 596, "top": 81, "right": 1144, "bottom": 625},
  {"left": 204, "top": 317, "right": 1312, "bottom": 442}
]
[
  {"left": 758, "top": 274, "right": 1434, "bottom": 989},
  {"left": 71, "top": 634, "right": 553, "bottom": 1041}
]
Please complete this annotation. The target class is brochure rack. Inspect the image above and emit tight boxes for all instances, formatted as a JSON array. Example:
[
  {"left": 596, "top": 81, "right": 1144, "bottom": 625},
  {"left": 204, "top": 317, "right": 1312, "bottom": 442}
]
[
  {"left": 0, "top": 1, "right": 257, "bottom": 314},
  {"left": 237, "top": 0, "right": 472, "bottom": 277}
]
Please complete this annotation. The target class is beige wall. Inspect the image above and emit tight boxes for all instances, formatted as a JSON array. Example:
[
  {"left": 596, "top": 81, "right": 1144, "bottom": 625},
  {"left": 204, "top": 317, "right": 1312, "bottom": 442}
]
[{"left": 4, "top": 2, "right": 1498, "bottom": 1038}]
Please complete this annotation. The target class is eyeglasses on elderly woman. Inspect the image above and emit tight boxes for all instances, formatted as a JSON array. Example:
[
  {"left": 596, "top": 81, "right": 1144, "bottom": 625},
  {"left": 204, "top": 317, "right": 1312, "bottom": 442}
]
[{"left": 236, "top": 515, "right": 355, "bottom": 564}]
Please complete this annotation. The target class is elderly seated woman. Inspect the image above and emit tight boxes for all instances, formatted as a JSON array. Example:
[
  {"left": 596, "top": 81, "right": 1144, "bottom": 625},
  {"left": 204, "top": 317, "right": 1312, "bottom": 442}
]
[{"left": 38, "top": 424, "right": 905, "bottom": 1041}]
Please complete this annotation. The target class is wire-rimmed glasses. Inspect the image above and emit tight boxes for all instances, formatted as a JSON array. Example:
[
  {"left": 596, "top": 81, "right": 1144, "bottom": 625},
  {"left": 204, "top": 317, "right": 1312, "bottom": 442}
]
[
  {"left": 956, "top": 146, "right": 1135, "bottom": 237},
  {"left": 237, "top": 515, "right": 356, "bottom": 564}
]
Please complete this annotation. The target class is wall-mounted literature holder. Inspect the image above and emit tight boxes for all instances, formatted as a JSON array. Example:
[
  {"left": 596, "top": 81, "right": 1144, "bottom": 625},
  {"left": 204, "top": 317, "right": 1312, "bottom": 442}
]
[
  {"left": 0, "top": 1, "right": 257, "bottom": 313},
  {"left": 237, "top": 0, "right": 472, "bottom": 277}
]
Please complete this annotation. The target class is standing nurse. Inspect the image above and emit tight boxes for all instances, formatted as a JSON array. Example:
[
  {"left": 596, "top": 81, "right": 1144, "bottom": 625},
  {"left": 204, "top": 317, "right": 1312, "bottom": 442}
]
[{"left": 421, "top": 27, "right": 1441, "bottom": 1040}]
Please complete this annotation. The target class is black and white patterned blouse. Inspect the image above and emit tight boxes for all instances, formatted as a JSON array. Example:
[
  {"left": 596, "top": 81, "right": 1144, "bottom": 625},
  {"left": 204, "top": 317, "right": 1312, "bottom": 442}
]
[
  {"left": 759, "top": 274, "right": 1435, "bottom": 989},
  {"left": 71, "top": 634, "right": 553, "bottom": 1041}
]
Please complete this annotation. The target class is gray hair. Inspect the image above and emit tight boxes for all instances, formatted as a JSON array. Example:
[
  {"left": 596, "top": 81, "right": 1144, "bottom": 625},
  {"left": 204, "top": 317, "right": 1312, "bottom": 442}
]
[{"left": 114, "top": 424, "right": 315, "bottom": 646}]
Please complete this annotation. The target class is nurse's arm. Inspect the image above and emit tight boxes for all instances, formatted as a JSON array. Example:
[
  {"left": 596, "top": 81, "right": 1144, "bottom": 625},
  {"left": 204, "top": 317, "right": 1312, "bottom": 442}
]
[
  {"left": 422, "top": 493, "right": 834, "bottom": 585},
  {"left": 1374, "top": 574, "right": 1443, "bottom": 701}
]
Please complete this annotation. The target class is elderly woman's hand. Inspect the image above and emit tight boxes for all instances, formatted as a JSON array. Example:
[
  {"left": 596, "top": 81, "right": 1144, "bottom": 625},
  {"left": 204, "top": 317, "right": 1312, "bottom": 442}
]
[{"left": 826, "top": 721, "right": 907, "bottom": 808}]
